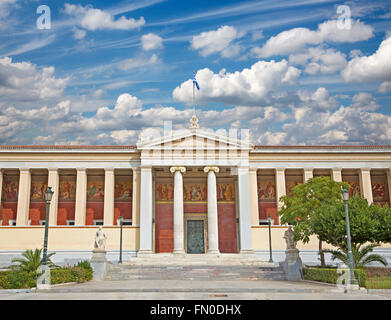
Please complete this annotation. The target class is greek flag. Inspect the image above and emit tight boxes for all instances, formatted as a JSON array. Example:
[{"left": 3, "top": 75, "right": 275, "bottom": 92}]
[{"left": 192, "top": 73, "right": 200, "bottom": 90}]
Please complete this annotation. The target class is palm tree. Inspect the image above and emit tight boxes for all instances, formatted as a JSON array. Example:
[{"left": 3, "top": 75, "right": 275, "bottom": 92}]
[
  {"left": 324, "top": 243, "right": 388, "bottom": 268},
  {"left": 11, "top": 248, "right": 57, "bottom": 273}
]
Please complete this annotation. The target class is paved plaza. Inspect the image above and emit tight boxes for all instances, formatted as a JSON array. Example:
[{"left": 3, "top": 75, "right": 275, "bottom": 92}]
[{"left": 0, "top": 279, "right": 390, "bottom": 300}]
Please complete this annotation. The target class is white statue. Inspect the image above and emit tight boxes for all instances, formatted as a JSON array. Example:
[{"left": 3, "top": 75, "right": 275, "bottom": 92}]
[
  {"left": 94, "top": 226, "right": 107, "bottom": 250},
  {"left": 283, "top": 226, "right": 296, "bottom": 250}
]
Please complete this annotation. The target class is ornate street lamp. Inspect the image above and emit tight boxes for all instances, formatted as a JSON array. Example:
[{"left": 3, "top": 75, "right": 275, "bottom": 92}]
[
  {"left": 267, "top": 214, "right": 273, "bottom": 263},
  {"left": 42, "top": 187, "right": 54, "bottom": 266},
  {"left": 119, "top": 215, "right": 124, "bottom": 264},
  {"left": 341, "top": 186, "right": 357, "bottom": 285}
]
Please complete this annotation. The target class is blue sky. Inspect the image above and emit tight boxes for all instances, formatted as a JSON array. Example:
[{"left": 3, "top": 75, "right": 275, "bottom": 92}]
[{"left": 0, "top": 0, "right": 390, "bottom": 145}]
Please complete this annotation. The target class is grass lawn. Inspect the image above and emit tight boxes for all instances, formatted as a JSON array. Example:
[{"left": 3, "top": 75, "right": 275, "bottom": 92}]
[{"left": 365, "top": 277, "right": 391, "bottom": 289}]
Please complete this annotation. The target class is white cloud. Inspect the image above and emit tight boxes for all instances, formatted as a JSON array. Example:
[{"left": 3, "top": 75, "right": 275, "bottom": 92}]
[
  {"left": 0, "top": 57, "right": 68, "bottom": 102},
  {"left": 141, "top": 33, "right": 163, "bottom": 50},
  {"left": 252, "top": 19, "right": 373, "bottom": 58},
  {"left": 73, "top": 27, "right": 86, "bottom": 40},
  {"left": 190, "top": 25, "right": 243, "bottom": 58},
  {"left": 117, "top": 54, "right": 160, "bottom": 71},
  {"left": 290, "top": 47, "right": 347, "bottom": 75},
  {"left": 173, "top": 59, "right": 301, "bottom": 106},
  {"left": 342, "top": 37, "right": 391, "bottom": 82},
  {"left": 378, "top": 81, "right": 391, "bottom": 94},
  {"left": 63, "top": 3, "right": 145, "bottom": 31}
]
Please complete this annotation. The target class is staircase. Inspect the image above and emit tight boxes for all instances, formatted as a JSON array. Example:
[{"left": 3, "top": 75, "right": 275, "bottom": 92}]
[{"left": 105, "top": 254, "right": 286, "bottom": 281}]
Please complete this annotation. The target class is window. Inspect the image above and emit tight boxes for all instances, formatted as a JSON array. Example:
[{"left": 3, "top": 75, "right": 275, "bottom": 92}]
[
  {"left": 93, "top": 220, "right": 104, "bottom": 226},
  {"left": 8, "top": 220, "right": 16, "bottom": 226},
  {"left": 39, "top": 220, "right": 46, "bottom": 226},
  {"left": 66, "top": 220, "right": 75, "bottom": 226}
]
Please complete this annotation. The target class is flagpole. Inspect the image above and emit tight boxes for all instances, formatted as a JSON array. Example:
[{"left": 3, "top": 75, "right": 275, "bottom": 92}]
[{"left": 192, "top": 82, "right": 196, "bottom": 116}]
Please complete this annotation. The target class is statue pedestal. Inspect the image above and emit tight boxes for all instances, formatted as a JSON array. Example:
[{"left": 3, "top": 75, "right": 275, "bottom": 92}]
[
  {"left": 90, "top": 249, "right": 108, "bottom": 281},
  {"left": 279, "top": 248, "right": 303, "bottom": 281}
]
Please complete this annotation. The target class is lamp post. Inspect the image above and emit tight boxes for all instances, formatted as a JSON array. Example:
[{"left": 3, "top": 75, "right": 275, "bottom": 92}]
[
  {"left": 341, "top": 186, "right": 357, "bottom": 285},
  {"left": 42, "top": 187, "right": 54, "bottom": 266},
  {"left": 119, "top": 215, "right": 123, "bottom": 264},
  {"left": 267, "top": 214, "right": 273, "bottom": 263}
]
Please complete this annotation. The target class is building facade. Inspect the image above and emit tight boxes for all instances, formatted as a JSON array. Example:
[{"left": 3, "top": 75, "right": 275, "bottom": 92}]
[{"left": 0, "top": 121, "right": 391, "bottom": 265}]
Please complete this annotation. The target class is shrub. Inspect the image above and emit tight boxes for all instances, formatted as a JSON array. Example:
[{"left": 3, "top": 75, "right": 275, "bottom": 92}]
[
  {"left": 8, "top": 270, "right": 36, "bottom": 289},
  {"left": 51, "top": 266, "right": 93, "bottom": 284},
  {"left": 364, "top": 266, "right": 391, "bottom": 278},
  {"left": 303, "top": 267, "right": 366, "bottom": 287},
  {"left": 0, "top": 266, "right": 92, "bottom": 289},
  {"left": 76, "top": 260, "right": 93, "bottom": 272}
]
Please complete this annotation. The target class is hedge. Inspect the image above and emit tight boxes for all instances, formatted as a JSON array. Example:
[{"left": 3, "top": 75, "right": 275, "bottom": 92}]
[
  {"left": 303, "top": 267, "right": 366, "bottom": 287},
  {"left": 0, "top": 264, "right": 93, "bottom": 289},
  {"left": 363, "top": 267, "right": 391, "bottom": 278}
]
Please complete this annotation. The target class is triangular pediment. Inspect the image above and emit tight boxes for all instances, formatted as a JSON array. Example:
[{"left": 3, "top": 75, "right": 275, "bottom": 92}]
[{"left": 137, "top": 128, "right": 252, "bottom": 151}]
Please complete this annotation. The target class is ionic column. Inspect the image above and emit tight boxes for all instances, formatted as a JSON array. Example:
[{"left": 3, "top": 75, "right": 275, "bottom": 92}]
[
  {"left": 75, "top": 168, "right": 87, "bottom": 226},
  {"left": 249, "top": 168, "right": 259, "bottom": 226},
  {"left": 303, "top": 168, "right": 313, "bottom": 182},
  {"left": 331, "top": 168, "right": 342, "bottom": 182},
  {"left": 48, "top": 169, "right": 59, "bottom": 226},
  {"left": 360, "top": 168, "right": 373, "bottom": 204},
  {"left": 204, "top": 166, "right": 220, "bottom": 254},
  {"left": 275, "top": 168, "right": 286, "bottom": 210},
  {"left": 132, "top": 168, "right": 141, "bottom": 226},
  {"left": 170, "top": 166, "right": 186, "bottom": 254},
  {"left": 139, "top": 166, "right": 153, "bottom": 254},
  {"left": 238, "top": 167, "right": 253, "bottom": 253},
  {"left": 103, "top": 168, "right": 115, "bottom": 226},
  {"left": 16, "top": 168, "right": 31, "bottom": 226}
]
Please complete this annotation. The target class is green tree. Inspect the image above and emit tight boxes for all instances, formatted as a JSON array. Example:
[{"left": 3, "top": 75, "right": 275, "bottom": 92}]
[
  {"left": 279, "top": 176, "right": 349, "bottom": 267},
  {"left": 324, "top": 244, "right": 388, "bottom": 268},
  {"left": 11, "top": 248, "right": 57, "bottom": 273}
]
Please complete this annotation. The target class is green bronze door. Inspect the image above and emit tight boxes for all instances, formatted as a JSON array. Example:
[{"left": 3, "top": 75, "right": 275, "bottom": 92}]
[{"left": 187, "top": 220, "right": 205, "bottom": 254}]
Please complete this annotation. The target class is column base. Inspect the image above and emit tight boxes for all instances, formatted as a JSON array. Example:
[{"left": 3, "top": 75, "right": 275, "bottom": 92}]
[
  {"left": 173, "top": 249, "right": 186, "bottom": 255},
  {"left": 239, "top": 249, "right": 254, "bottom": 255},
  {"left": 207, "top": 250, "right": 220, "bottom": 255},
  {"left": 137, "top": 250, "right": 153, "bottom": 256}
]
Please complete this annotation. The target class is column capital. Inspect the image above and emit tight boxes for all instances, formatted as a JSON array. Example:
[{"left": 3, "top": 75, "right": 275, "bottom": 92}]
[
  {"left": 303, "top": 168, "right": 313, "bottom": 172},
  {"left": 19, "top": 168, "right": 30, "bottom": 174},
  {"left": 204, "top": 166, "right": 219, "bottom": 174},
  {"left": 170, "top": 166, "right": 186, "bottom": 174},
  {"left": 331, "top": 167, "right": 342, "bottom": 172},
  {"left": 104, "top": 168, "right": 115, "bottom": 173},
  {"left": 76, "top": 168, "right": 87, "bottom": 173},
  {"left": 360, "top": 167, "right": 371, "bottom": 173},
  {"left": 275, "top": 167, "right": 285, "bottom": 173},
  {"left": 132, "top": 167, "right": 141, "bottom": 173},
  {"left": 48, "top": 168, "right": 59, "bottom": 173}
]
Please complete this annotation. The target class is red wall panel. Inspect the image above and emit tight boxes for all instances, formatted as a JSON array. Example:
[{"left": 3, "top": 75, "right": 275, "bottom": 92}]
[
  {"left": 155, "top": 203, "right": 173, "bottom": 253},
  {"left": 217, "top": 203, "right": 238, "bottom": 253},
  {"left": 259, "top": 202, "right": 278, "bottom": 224}
]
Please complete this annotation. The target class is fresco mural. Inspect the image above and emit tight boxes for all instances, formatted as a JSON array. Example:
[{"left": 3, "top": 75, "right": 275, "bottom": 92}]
[
  {"left": 59, "top": 180, "right": 76, "bottom": 200},
  {"left": 286, "top": 180, "right": 301, "bottom": 196},
  {"left": 87, "top": 180, "right": 104, "bottom": 200},
  {"left": 2, "top": 177, "right": 18, "bottom": 201},
  {"left": 217, "top": 183, "right": 235, "bottom": 201},
  {"left": 156, "top": 183, "right": 174, "bottom": 201},
  {"left": 115, "top": 181, "right": 133, "bottom": 200},
  {"left": 184, "top": 183, "right": 207, "bottom": 201},
  {"left": 30, "top": 180, "right": 48, "bottom": 201},
  {"left": 257, "top": 179, "right": 276, "bottom": 200},
  {"left": 372, "top": 181, "right": 388, "bottom": 202},
  {"left": 347, "top": 181, "right": 360, "bottom": 197}
]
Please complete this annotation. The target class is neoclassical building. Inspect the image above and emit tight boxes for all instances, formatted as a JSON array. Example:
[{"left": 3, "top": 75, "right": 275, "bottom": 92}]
[{"left": 0, "top": 119, "right": 390, "bottom": 265}]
